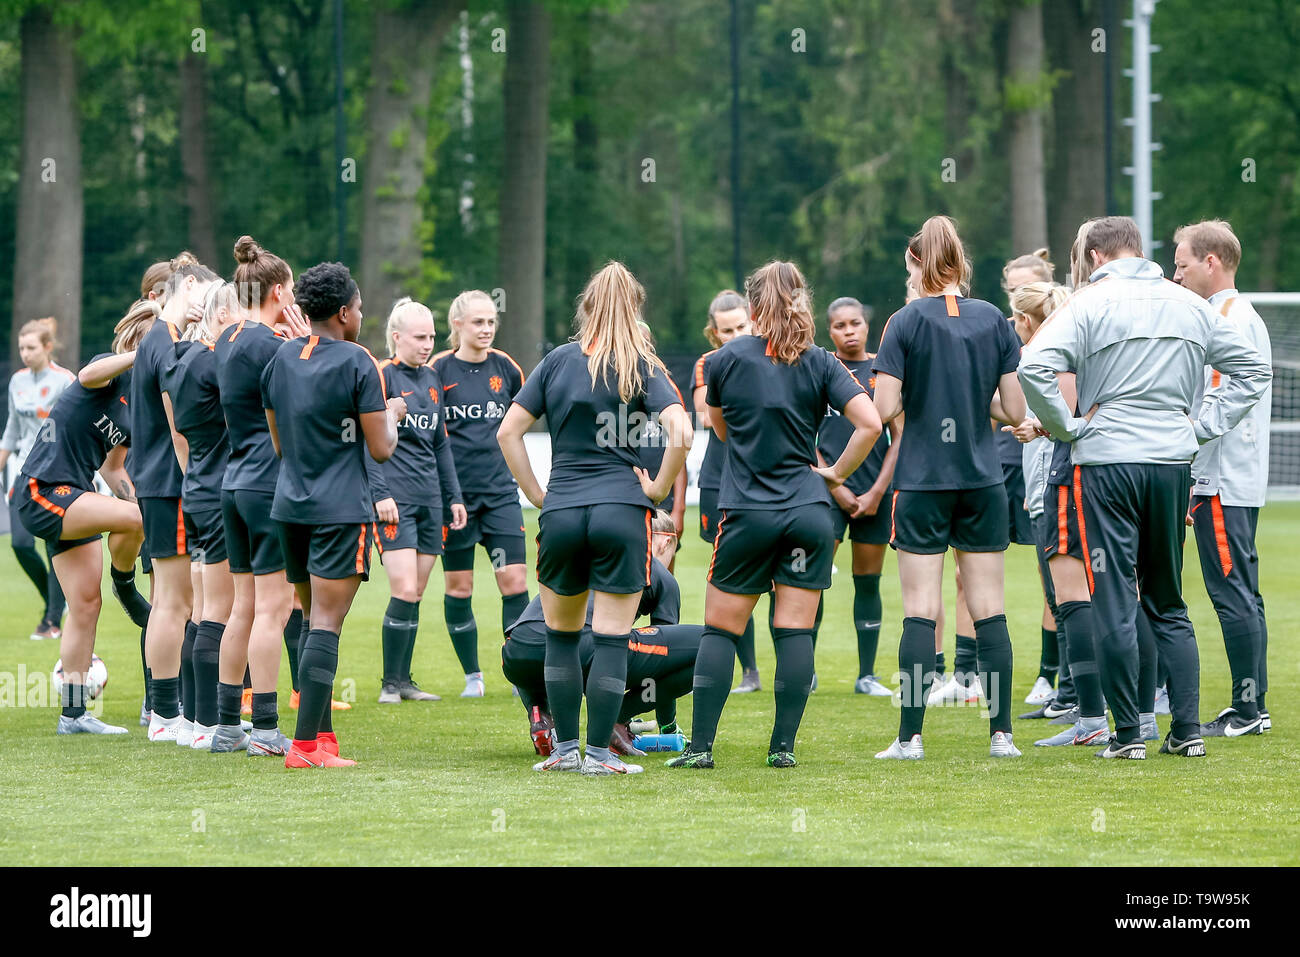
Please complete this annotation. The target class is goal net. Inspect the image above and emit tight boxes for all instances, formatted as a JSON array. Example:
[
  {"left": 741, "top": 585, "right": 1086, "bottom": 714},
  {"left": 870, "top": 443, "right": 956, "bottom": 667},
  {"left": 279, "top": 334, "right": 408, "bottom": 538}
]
[{"left": 1245, "top": 293, "right": 1300, "bottom": 499}]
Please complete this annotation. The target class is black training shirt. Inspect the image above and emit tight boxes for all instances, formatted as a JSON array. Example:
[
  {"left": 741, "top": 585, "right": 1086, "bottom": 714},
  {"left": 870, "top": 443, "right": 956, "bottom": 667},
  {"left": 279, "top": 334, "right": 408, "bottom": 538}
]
[
  {"left": 693, "top": 351, "right": 726, "bottom": 492},
  {"left": 817, "top": 354, "right": 889, "bottom": 496},
  {"left": 128, "top": 319, "right": 184, "bottom": 498},
  {"left": 637, "top": 372, "right": 685, "bottom": 512},
  {"left": 260, "top": 334, "right": 388, "bottom": 524},
  {"left": 512, "top": 341, "right": 682, "bottom": 513},
  {"left": 430, "top": 349, "right": 524, "bottom": 497},
  {"left": 22, "top": 354, "right": 131, "bottom": 490},
  {"left": 162, "top": 340, "right": 229, "bottom": 511},
  {"left": 706, "top": 336, "right": 865, "bottom": 510},
  {"left": 366, "top": 358, "right": 462, "bottom": 507},
  {"left": 217, "top": 320, "right": 287, "bottom": 494},
  {"left": 873, "top": 295, "right": 1021, "bottom": 491}
]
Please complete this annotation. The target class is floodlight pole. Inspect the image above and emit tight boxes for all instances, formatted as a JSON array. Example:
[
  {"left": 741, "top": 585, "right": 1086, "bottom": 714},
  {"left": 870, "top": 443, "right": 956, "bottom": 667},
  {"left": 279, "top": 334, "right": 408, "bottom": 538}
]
[{"left": 1123, "top": 0, "right": 1162, "bottom": 256}]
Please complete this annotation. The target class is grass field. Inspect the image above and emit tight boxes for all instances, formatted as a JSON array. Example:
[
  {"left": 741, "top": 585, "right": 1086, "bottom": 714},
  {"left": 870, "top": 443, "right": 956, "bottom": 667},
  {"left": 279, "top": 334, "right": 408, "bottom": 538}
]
[{"left": 1, "top": 504, "right": 1296, "bottom": 867}]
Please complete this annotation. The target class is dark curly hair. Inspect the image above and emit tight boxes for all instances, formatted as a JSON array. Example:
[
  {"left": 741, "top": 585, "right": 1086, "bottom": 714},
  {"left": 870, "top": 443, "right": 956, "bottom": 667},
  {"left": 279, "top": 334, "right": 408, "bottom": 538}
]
[{"left": 294, "top": 262, "right": 358, "bottom": 321}]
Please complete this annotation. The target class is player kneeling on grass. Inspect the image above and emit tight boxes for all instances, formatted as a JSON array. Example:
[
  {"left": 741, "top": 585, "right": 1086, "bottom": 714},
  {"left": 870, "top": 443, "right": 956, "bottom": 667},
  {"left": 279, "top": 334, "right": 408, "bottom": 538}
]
[
  {"left": 502, "top": 511, "right": 697, "bottom": 757},
  {"left": 261, "top": 262, "right": 407, "bottom": 768},
  {"left": 20, "top": 304, "right": 153, "bottom": 735}
]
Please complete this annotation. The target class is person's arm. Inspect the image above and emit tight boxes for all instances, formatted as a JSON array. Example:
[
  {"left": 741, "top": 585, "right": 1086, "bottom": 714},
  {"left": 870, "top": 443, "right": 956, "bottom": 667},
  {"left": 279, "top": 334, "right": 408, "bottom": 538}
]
[
  {"left": 859, "top": 416, "right": 902, "bottom": 516},
  {"left": 635, "top": 404, "right": 692, "bottom": 505},
  {"left": 265, "top": 408, "right": 281, "bottom": 458},
  {"left": 498, "top": 402, "right": 545, "bottom": 508},
  {"left": 361, "top": 401, "right": 403, "bottom": 464},
  {"left": 994, "top": 373, "right": 1027, "bottom": 426},
  {"left": 669, "top": 465, "right": 687, "bottom": 535},
  {"left": 79, "top": 351, "right": 136, "bottom": 389},
  {"left": 811, "top": 392, "right": 881, "bottom": 488},
  {"left": 1, "top": 381, "right": 21, "bottom": 460},
  {"left": 161, "top": 391, "right": 189, "bottom": 473},
  {"left": 434, "top": 420, "right": 467, "bottom": 530},
  {"left": 1197, "top": 314, "right": 1272, "bottom": 444},
  {"left": 1018, "top": 306, "right": 1088, "bottom": 441},
  {"left": 99, "top": 444, "right": 137, "bottom": 503},
  {"left": 870, "top": 373, "right": 902, "bottom": 423},
  {"left": 693, "top": 383, "right": 712, "bottom": 431},
  {"left": 365, "top": 448, "right": 397, "bottom": 524},
  {"left": 817, "top": 448, "right": 859, "bottom": 514}
]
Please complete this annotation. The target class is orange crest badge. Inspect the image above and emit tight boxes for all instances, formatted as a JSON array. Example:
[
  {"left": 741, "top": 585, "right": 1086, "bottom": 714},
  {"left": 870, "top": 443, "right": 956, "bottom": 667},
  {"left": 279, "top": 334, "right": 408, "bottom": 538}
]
[
  {"left": 489, "top": 375, "right": 503, "bottom": 392},
  {"left": 428, "top": 386, "right": 438, "bottom": 403},
  {"left": 869, "top": 376, "right": 877, "bottom": 390},
  {"left": 383, "top": 524, "right": 398, "bottom": 541},
  {"left": 54, "top": 485, "right": 72, "bottom": 497}
]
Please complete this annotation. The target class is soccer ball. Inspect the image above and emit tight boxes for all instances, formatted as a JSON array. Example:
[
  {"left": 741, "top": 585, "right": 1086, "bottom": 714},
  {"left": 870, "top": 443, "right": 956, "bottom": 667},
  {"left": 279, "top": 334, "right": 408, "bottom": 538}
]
[{"left": 51, "top": 655, "right": 109, "bottom": 700}]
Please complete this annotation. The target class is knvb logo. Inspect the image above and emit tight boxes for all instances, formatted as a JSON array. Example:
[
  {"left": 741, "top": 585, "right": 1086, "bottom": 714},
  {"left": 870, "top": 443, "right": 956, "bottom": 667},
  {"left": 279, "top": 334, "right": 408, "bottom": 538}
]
[{"left": 49, "top": 887, "right": 151, "bottom": 937}]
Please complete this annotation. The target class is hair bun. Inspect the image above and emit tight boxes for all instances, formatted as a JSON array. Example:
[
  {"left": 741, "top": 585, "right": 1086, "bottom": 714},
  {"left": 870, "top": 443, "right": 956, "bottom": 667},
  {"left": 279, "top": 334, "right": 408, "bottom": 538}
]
[
  {"left": 170, "top": 251, "right": 200, "bottom": 272},
  {"left": 1032, "top": 247, "right": 1051, "bottom": 260},
  {"left": 233, "top": 235, "right": 262, "bottom": 265}
]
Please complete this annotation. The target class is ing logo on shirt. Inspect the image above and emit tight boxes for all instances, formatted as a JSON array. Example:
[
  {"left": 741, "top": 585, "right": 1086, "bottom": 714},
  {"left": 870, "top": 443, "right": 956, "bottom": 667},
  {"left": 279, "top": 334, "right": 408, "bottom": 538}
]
[
  {"left": 489, "top": 375, "right": 504, "bottom": 393},
  {"left": 382, "top": 524, "right": 398, "bottom": 541}
]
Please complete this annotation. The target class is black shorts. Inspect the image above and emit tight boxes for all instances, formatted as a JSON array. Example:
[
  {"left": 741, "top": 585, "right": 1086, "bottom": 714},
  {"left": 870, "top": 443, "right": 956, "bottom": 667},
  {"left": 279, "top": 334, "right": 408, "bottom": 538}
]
[
  {"left": 890, "top": 485, "right": 1009, "bottom": 554},
  {"left": 140, "top": 496, "right": 188, "bottom": 559},
  {"left": 183, "top": 507, "right": 228, "bottom": 565},
  {"left": 443, "top": 491, "right": 527, "bottom": 571},
  {"left": 277, "top": 520, "right": 375, "bottom": 583},
  {"left": 536, "top": 503, "right": 651, "bottom": 596},
  {"left": 1038, "top": 479, "right": 1084, "bottom": 562},
  {"left": 1003, "top": 463, "right": 1034, "bottom": 546},
  {"left": 698, "top": 487, "right": 720, "bottom": 543},
  {"left": 626, "top": 624, "right": 702, "bottom": 682},
  {"left": 12, "top": 477, "right": 100, "bottom": 556},
  {"left": 500, "top": 633, "right": 546, "bottom": 699},
  {"left": 831, "top": 500, "right": 892, "bottom": 545},
  {"left": 377, "top": 502, "right": 444, "bottom": 555},
  {"left": 709, "top": 502, "right": 836, "bottom": 593},
  {"left": 222, "top": 489, "right": 285, "bottom": 576}
]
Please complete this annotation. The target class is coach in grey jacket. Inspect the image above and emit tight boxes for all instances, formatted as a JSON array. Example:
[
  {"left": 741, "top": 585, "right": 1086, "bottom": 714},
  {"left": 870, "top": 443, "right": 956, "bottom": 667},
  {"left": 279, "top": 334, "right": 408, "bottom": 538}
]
[{"left": 1017, "top": 216, "right": 1270, "bottom": 759}]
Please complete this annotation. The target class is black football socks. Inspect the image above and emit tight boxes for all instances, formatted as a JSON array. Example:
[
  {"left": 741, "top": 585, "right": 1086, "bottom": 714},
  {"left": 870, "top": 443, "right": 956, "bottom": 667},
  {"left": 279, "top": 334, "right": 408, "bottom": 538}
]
[
  {"left": 854, "top": 573, "right": 882, "bottom": 677},
  {"left": 501, "top": 591, "right": 529, "bottom": 636},
  {"left": 974, "top": 615, "right": 1013, "bottom": 735},
  {"left": 283, "top": 607, "right": 303, "bottom": 693},
  {"left": 736, "top": 616, "right": 757, "bottom": 672},
  {"left": 444, "top": 595, "right": 480, "bottom": 674},
  {"left": 898, "top": 617, "right": 937, "bottom": 739},
  {"left": 690, "top": 626, "right": 741, "bottom": 753},
  {"left": 294, "top": 629, "right": 340, "bottom": 742},
  {"left": 544, "top": 628, "right": 584, "bottom": 750},
  {"left": 192, "top": 620, "right": 225, "bottom": 727},
  {"left": 217, "top": 682, "right": 242, "bottom": 728},
  {"left": 1058, "top": 601, "right": 1104, "bottom": 719},
  {"left": 770, "top": 627, "right": 814, "bottom": 753},
  {"left": 586, "top": 632, "right": 631, "bottom": 751},
  {"left": 382, "top": 597, "right": 419, "bottom": 683},
  {"left": 151, "top": 676, "right": 181, "bottom": 720},
  {"left": 61, "top": 681, "right": 87, "bottom": 719},
  {"left": 953, "top": 634, "right": 977, "bottom": 687},
  {"left": 110, "top": 563, "right": 151, "bottom": 628},
  {"left": 1039, "top": 626, "right": 1059, "bottom": 685},
  {"left": 180, "top": 620, "right": 198, "bottom": 722}
]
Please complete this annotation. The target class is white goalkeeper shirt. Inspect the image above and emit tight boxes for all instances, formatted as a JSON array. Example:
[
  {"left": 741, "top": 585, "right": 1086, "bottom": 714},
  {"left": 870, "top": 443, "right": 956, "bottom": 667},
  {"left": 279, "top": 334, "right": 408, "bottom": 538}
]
[{"left": 1191, "top": 289, "right": 1271, "bottom": 506}]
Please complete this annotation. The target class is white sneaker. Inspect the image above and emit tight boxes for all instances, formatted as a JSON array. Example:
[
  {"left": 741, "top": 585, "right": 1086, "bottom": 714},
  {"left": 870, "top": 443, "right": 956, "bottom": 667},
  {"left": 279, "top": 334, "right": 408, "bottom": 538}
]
[
  {"left": 175, "top": 718, "right": 195, "bottom": 747},
  {"left": 989, "top": 730, "right": 1021, "bottom": 757},
  {"left": 533, "top": 749, "right": 581, "bottom": 772},
  {"left": 189, "top": 723, "right": 216, "bottom": 750},
  {"left": 875, "top": 734, "right": 924, "bottom": 759},
  {"left": 1024, "top": 676, "right": 1055, "bottom": 705},
  {"left": 927, "top": 675, "right": 980, "bottom": 706},
  {"left": 57, "top": 713, "right": 128, "bottom": 735},
  {"left": 461, "top": 672, "right": 485, "bottom": 698},
  {"left": 854, "top": 674, "right": 893, "bottom": 697},
  {"left": 580, "top": 753, "right": 644, "bottom": 775},
  {"left": 147, "top": 713, "right": 184, "bottom": 742}
]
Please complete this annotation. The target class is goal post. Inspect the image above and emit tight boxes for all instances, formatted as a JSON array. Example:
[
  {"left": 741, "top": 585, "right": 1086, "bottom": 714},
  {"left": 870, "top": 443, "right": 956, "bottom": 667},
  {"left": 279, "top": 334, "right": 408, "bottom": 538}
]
[{"left": 1244, "top": 293, "right": 1300, "bottom": 500}]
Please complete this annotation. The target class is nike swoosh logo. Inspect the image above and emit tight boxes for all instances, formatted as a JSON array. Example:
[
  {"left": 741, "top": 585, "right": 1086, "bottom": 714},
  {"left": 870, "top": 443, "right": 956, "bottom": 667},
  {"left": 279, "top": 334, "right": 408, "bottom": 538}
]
[
  {"left": 450, "top": 621, "right": 476, "bottom": 633},
  {"left": 402, "top": 390, "right": 413, "bottom": 396},
  {"left": 443, "top": 383, "right": 458, "bottom": 390},
  {"left": 1189, "top": 501, "right": 1204, "bottom": 515},
  {"left": 1224, "top": 721, "right": 1259, "bottom": 737}
]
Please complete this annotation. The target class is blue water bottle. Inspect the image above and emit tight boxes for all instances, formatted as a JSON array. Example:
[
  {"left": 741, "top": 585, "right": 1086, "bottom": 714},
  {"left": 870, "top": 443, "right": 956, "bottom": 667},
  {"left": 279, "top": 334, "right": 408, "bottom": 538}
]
[{"left": 633, "top": 732, "right": 686, "bottom": 752}]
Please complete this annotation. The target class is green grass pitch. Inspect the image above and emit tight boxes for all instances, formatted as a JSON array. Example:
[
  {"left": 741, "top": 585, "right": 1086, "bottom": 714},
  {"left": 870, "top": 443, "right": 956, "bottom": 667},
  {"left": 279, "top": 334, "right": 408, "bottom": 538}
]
[{"left": 1, "top": 505, "right": 1295, "bottom": 866}]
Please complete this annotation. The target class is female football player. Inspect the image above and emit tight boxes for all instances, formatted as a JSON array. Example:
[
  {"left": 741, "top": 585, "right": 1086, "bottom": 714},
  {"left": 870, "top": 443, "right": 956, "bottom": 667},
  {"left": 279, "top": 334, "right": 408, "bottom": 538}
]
[
  {"left": 431, "top": 291, "right": 529, "bottom": 697},
  {"left": 670, "top": 261, "right": 880, "bottom": 769},
  {"left": 872, "top": 216, "right": 1027, "bottom": 760},
  {"left": 498, "top": 261, "right": 692, "bottom": 775}
]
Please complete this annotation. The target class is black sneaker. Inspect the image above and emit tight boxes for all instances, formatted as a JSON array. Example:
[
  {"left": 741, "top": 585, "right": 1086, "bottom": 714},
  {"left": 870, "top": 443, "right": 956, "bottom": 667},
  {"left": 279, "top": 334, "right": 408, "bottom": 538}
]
[
  {"left": 1159, "top": 731, "right": 1206, "bottom": 757},
  {"left": 766, "top": 750, "right": 797, "bottom": 768},
  {"left": 1049, "top": 705, "right": 1081, "bottom": 725},
  {"left": 665, "top": 747, "right": 714, "bottom": 769},
  {"left": 1200, "top": 708, "right": 1262, "bottom": 738},
  {"left": 1096, "top": 736, "right": 1146, "bottom": 759}
]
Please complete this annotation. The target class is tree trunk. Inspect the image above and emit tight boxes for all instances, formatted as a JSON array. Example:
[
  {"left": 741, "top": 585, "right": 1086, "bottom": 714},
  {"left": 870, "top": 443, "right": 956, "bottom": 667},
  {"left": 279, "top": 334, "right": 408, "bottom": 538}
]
[
  {"left": 180, "top": 52, "right": 219, "bottom": 268},
  {"left": 359, "top": 0, "right": 458, "bottom": 351},
  {"left": 1046, "top": 0, "right": 1106, "bottom": 277},
  {"left": 497, "top": 0, "right": 550, "bottom": 370},
  {"left": 1007, "top": 0, "right": 1048, "bottom": 256},
  {"left": 564, "top": 7, "right": 597, "bottom": 345},
  {"left": 13, "top": 8, "right": 83, "bottom": 366}
]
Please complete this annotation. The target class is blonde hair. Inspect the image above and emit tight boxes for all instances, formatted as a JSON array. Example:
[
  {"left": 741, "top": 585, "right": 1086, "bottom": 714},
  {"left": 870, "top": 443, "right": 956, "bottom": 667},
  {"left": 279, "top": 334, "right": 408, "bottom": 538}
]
[
  {"left": 386, "top": 297, "right": 434, "bottom": 357},
  {"left": 703, "top": 289, "right": 747, "bottom": 349},
  {"left": 1002, "top": 248, "right": 1054, "bottom": 291},
  {"left": 162, "top": 250, "right": 219, "bottom": 302},
  {"left": 446, "top": 289, "right": 496, "bottom": 350},
  {"left": 907, "top": 216, "right": 972, "bottom": 297},
  {"left": 112, "top": 299, "right": 161, "bottom": 354},
  {"left": 746, "top": 261, "right": 815, "bottom": 365},
  {"left": 184, "top": 282, "right": 241, "bottom": 343},
  {"left": 19, "top": 317, "right": 59, "bottom": 355},
  {"left": 141, "top": 261, "right": 172, "bottom": 302},
  {"left": 1173, "top": 220, "right": 1242, "bottom": 273},
  {"left": 651, "top": 509, "right": 676, "bottom": 535},
  {"left": 575, "top": 261, "right": 666, "bottom": 403},
  {"left": 1069, "top": 218, "right": 1102, "bottom": 290},
  {"left": 1010, "top": 281, "right": 1070, "bottom": 333}
]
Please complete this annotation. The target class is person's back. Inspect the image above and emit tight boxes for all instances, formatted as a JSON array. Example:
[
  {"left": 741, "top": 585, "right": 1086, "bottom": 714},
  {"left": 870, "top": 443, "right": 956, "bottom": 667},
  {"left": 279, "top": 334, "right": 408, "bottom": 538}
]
[{"left": 217, "top": 319, "right": 285, "bottom": 493}]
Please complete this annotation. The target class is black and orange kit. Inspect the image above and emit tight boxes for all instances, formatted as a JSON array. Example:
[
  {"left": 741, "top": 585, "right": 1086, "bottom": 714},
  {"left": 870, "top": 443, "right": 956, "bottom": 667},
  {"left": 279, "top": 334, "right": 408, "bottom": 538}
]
[
  {"left": 874, "top": 295, "right": 1020, "bottom": 554},
  {"left": 368, "top": 358, "right": 462, "bottom": 555},
  {"left": 705, "top": 336, "right": 865, "bottom": 593},
  {"left": 260, "top": 334, "right": 388, "bottom": 581},
  {"left": 129, "top": 319, "right": 189, "bottom": 558},
  {"left": 693, "top": 350, "right": 727, "bottom": 543},
  {"left": 216, "top": 319, "right": 289, "bottom": 575},
  {"left": 430, "top": 349, "right": 527, "bottom": 570},
  {"left": 513, "top": 342, "right": 681, "bottom": 595},
  {"left": 162, "top": 340, "right": 229, "bottom": 565},
  {"left": 1040, "top": 438, "right": 1084, "bottom": 561},
  {"left": 15, "top": 352, "right": 131, "bottom": 555},
  {"left": 818, "top": 353, "right": 891, "bottom": 545}
]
